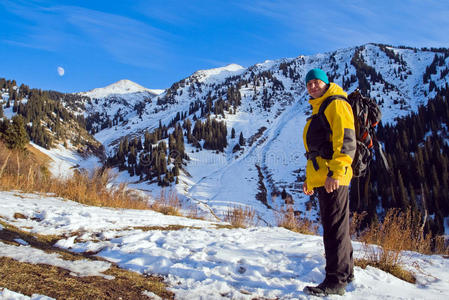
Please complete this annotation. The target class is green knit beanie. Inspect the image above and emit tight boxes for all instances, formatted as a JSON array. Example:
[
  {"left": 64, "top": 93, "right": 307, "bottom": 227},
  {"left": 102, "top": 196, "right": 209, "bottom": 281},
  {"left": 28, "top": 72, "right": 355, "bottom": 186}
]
[{"left": 305, "top": 68, "right": 329, "bottom": 85}]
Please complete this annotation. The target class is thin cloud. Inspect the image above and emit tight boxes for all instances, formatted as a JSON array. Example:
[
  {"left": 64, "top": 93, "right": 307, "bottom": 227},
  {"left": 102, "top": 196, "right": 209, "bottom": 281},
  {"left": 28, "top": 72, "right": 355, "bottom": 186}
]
[
  {"left": 63, "top": 6, "right": 174, "bottom": 68},
  {"left": 238, "top": 0, "right": 449, "bottom": 51},
  {"left": 134, "top": 0, "right": 236, "bottom": 27},
  {"left": 0, "top": 0, "right": 77, "bottom": 52},
  {"left": 1, "top": 1, "right": 175, "bottom": 69}
]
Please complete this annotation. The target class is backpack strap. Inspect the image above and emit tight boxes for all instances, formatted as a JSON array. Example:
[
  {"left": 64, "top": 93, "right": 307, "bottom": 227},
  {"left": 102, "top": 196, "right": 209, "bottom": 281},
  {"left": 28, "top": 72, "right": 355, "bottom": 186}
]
[
  {"left": 318, "top": 95, "right": 349, "bottom": 115},
  {"left": 304, "top": 94, "right": 350, "bottom": 171},
  {"left": 317, "top": 94, "right": 349, "bottom": 131}
]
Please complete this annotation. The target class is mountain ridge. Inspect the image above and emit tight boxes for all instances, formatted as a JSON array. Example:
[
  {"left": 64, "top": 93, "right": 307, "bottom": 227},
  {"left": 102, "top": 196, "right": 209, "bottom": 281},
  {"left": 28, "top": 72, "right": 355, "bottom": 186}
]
[
  {"left": 2, "top": 43, "right": 449, "bottom": 229},
  {"left": 84, "top": 43, "right": 448, "bottom": 225}
]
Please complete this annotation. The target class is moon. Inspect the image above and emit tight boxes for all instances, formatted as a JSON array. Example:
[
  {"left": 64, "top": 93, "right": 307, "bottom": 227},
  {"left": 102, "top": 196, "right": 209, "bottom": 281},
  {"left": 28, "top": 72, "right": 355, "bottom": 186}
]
[{"left": 57, "top": 66, "right": 65, "bottom": 77}]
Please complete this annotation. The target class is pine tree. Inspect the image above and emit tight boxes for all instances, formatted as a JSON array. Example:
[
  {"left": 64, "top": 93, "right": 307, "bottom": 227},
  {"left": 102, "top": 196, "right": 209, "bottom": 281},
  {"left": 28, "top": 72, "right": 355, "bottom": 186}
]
[
  {"left": 239, "top": 132, "right": 245, "bottom": 146},
  {"left": 4, "top": 115, "right": 29, "bottom": 150},
  {"left": 397, "top": 170, "right": 408, "bottom": 209},
  {"left": 408, "top": 182, "right": 417, "bottom": 211}
]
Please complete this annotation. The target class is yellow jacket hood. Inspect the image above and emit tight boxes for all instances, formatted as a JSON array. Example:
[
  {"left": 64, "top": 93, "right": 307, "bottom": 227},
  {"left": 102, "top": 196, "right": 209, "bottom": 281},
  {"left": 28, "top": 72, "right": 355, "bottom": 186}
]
[{"left": 308, "top": 83, "right": 347, "bottom": 114}]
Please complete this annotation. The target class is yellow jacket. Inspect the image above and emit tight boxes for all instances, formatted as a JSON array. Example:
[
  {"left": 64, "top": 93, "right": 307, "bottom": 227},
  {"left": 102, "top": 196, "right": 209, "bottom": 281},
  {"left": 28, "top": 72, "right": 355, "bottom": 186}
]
[{"left": 303, "top": 83, "right": 356, "bottom": 190}]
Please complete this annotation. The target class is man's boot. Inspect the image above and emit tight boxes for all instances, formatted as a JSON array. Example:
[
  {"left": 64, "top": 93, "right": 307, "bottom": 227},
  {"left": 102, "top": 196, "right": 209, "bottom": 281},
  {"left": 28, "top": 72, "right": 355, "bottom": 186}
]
[{"left": 303, "top": 278, "right": 346, "bottom": 296}]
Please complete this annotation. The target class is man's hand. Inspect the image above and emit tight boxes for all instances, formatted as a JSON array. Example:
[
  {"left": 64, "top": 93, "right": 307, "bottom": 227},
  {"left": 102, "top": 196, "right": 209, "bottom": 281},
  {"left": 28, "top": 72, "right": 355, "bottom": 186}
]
[
  {"left": 302, "top": 182, "right": 314, "bottom": 195},
  {"left": 324, "top": 176, "right": 339, "bottom": 193}
]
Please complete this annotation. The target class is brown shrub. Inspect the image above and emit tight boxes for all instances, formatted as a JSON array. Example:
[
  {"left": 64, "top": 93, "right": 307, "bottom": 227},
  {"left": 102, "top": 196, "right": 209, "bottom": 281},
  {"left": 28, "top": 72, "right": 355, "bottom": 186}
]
[
  {"left": 360, "top": 208, "right": 432, "bottom": 256},
  {"left": 355, "top": 258, "right": 416, "bottom": 284},
  {"left": 434, "top": 235, "right": 449, "bottom": 255},
  {"left": 150, "top": 189, "right": 182, "bottom": 216},
  {"left": 0, "top": 142, "right": 149, "bottom": 210},
  {"left": 276, "top": 205, "right": 317, "bottom": 235},
  {"left": 356, "top": 208, "right": 434, "bottom": 283},
  {"left": 350, "top": 211, "right": 368, "bottom": 238},
  {"left": 223, "top": 205, "right": 255, "bottom": 228}
]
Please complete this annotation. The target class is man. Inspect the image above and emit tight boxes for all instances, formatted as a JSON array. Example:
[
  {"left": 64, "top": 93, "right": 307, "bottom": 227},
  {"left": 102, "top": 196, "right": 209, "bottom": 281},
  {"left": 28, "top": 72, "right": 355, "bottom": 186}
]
[{"left": 302, "top": 68, "right": 356, "bottom": 296}]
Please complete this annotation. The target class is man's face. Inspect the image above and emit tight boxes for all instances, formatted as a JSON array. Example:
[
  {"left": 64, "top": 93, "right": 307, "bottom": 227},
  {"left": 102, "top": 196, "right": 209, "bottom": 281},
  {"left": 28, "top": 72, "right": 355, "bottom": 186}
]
[{"left": 306, "top": 79, "right": 327, "bottom": 99}]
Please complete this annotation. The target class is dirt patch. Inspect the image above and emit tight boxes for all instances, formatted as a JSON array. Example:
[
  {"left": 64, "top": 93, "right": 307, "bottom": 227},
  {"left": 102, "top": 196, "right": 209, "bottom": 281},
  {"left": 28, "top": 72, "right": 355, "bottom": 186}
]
[
  {"left": 0, "top": 256, "right": 174, "bottom": 299},
  {"left": 0, "top": 220, "right": 174, "bottom": 299},
  {"left": 13, "top": 212, "right": 27, "bottom": 219},
  {"left": 0, "top": 219, "right": 63, "bottom": 251}
]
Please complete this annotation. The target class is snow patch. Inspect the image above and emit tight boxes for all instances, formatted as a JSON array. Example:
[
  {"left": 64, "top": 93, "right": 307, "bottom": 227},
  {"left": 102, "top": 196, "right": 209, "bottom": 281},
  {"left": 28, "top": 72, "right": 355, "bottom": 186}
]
[
  {"left": 193, "top": 63, "right": 246, "bottom": 82},
  {"left": 0, "top": 241, "right": 113, "bottom": 279},
  {"left": 0, "top": 287, "right": 55, "bottom": 300}
]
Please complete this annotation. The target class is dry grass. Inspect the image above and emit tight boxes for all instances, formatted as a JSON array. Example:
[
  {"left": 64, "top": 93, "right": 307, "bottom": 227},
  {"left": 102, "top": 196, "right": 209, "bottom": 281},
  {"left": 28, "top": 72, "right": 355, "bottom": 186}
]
[
  {"left": 434, "top": 236, "right": 449, "bottom": 255},
  {"left": 355, "top": 258, "right": 416, "bottom": 284},
  {"left": 150, "top": 189, "right": 182, "bottom": 216},
  {"left": 0, "top": 142, "right": 150, "bottom": 210},
  {"left": 0, "top": 142, "right": 204, "bottom": 217},
  {"left": 185, "top": 203, "right": 207, "bottom": 220},
  {"left": 0, "top": 256, "right": 173, "bottom": 300},
  {"left": 360, "top": 208, "right": 432, "bottom": 258},
  {"left": 355, "top": 208, "right": 435, "bottom": 283},
  {"left": 350, "top": 211, "right": 368, "bottom": 238},
  {"left": 223, "top": 205, "right": 256, "bottom": 228},
  {"left": 276, "top": 205, "right": 318, "bottom": 235},
  {"left": 0, "top": 220, "right": 174, "bottom": 299},
  {"left": 0, "top": 219, "right": 63, "bottom": 250}
]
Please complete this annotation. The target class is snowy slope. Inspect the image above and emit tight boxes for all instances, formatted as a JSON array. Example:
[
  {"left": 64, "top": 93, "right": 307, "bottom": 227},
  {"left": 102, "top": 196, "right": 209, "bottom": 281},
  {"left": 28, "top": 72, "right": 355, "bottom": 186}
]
[
  {"left": 51, "top": 44, "right": 449, "bottom": 227},
  {"left": 2, "top": 43, "right": 447, "bottom": 229},
  {"left": 73, "top": 79, "right": 164, "bottom": 137},
  {"left": 81, "top": 79, "right": 163, "bottom": 99},
  {"left": 1, "top": 191, "right": 448, "bottom": 299}
]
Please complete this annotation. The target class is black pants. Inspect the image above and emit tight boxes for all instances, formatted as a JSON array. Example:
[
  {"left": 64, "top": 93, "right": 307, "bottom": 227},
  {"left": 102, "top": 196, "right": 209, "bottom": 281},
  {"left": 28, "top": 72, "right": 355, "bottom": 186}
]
[{"left": 317, "top": 186, "right": 353, "bottom": 286}]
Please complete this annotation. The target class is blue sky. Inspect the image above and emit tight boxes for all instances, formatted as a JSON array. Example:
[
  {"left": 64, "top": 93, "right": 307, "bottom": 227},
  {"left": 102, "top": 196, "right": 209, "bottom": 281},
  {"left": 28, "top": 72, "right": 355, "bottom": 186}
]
[{"left": 1, "top": 0, "right": 449, "bottom": 93}]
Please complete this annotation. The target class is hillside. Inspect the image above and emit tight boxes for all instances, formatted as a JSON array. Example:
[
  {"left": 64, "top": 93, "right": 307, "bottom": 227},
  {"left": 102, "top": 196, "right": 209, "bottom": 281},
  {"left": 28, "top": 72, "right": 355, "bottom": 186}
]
[
  {"left": 1, "top": 191, "right": 448, "bottom": 299},
  {"left": 60, "top": 43, "right": 449, "bottom": 230},
  {"left": 2, "top": 43, "right": 449, "bottom": 233},
  {"left": 0, "top": 79, "right": 101, "bottom": 154},
  {"left": 1, "top": 42, "right": 449, "bottom": 299}
]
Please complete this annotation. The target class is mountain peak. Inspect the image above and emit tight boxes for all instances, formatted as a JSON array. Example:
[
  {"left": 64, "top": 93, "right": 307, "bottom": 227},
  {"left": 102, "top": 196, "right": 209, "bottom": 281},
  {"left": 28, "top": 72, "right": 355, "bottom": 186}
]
[
  {"left": 193, "top": 63, "right": 246, "bottom": 82},
  {"left": 81, "top": 79, "right": 161, "bottom": 99},
  {"left": 221, "top": 63, "right": 245, "bottom": 72},
  {"left": 108, "top": 79, "right": 147, "bottom": 91}
]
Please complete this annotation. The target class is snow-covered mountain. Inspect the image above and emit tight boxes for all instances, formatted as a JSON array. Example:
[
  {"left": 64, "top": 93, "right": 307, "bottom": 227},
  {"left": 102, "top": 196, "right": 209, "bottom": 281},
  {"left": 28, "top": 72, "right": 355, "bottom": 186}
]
[
  {"left": 81, "top": 79, "right": 164, "bottom": 99},
  {"left": 2, "top": 43, "right": 449, "bottom": 299},
  {"left": 190, "top": 63, "right": 246, "bottom": 83},
  {"left": 71, "top": 79, "right": 164, "bottom": 136},
  {"left": 57, "top": 44, "right": 449, "bottom": 224}
]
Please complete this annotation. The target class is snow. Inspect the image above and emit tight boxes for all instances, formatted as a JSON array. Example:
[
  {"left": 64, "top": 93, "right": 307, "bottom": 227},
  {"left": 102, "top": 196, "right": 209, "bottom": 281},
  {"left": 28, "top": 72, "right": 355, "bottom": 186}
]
[
  {"left": 29, "top": 142, "right": 83, "bottom": 178},
  {"left": 65, "top": 45, "right": 449, "bottom": 230},
  {"left": 142, "top": 290, "right": 162, "bottom": 300},
  {"left": 13, "top": 238, "right": 28, "bottom": 246},
  {"left": 0, "top": 191, "right": 218, "bottom": 236},
  {"left": 1, "top": 191, "right": 449, "bottom": 299},
  {"left": 81, "top": 79, "right": 162, "bottom": 99},
  {"left": 0, "top": 241, "right": 113, "bottom": 279},
  {"left": 192, "top": 64, "right": 246, "bottom": 83},
  {"left": 0, "top": 288, "right": 54, "bottom": 300},
  {"left": 2, "top": 44, "right": 449, "bottom": 298}
]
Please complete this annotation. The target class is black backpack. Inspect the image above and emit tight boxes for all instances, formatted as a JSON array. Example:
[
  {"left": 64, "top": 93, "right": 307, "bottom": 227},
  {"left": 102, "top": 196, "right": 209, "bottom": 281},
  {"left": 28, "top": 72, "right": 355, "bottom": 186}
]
[{"left": 318, "top": 89, "right": 384, "bottom": 178}]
